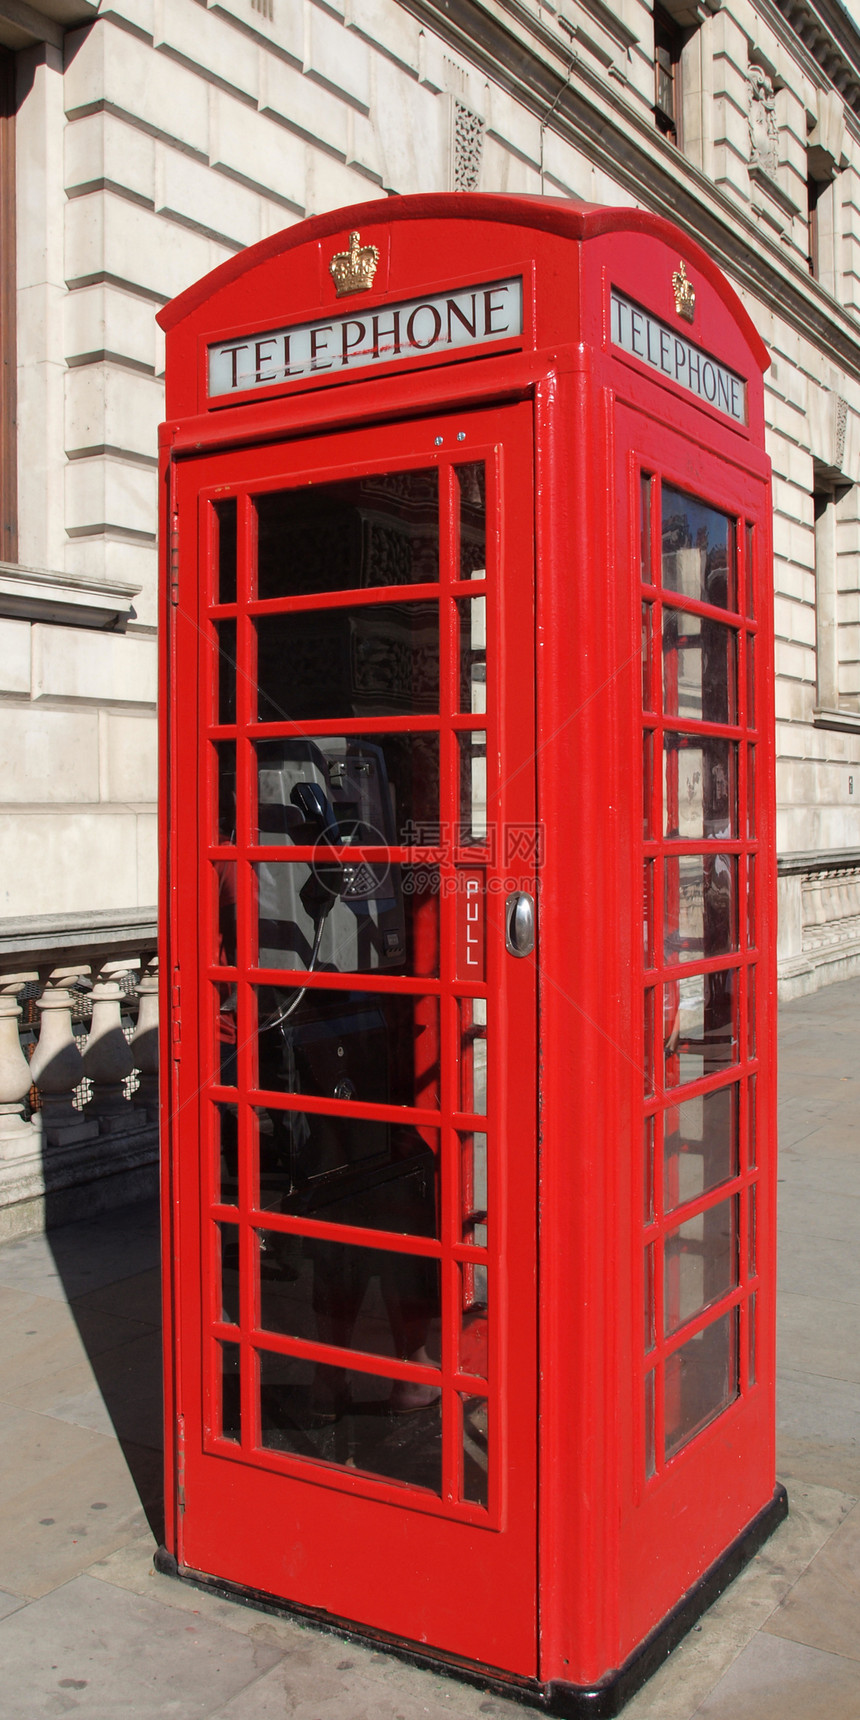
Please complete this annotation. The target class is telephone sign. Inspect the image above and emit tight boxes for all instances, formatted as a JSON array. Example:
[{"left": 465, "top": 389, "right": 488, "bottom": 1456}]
[{"left": 159, "top": 194, "right": 783, "bottom": 1715}]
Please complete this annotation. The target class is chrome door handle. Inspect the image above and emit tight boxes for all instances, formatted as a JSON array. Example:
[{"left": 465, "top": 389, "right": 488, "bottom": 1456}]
[{"left": 505, "top": 891, "right": 536, "bottom": 958}]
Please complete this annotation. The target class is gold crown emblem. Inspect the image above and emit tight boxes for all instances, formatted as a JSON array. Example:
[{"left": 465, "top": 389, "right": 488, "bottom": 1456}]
[
  {"left": 672, "top": 260, "right": 695, "bottom": 323},
  {"left": 329, "top": 230, "right": 380, "bottom": 297}
]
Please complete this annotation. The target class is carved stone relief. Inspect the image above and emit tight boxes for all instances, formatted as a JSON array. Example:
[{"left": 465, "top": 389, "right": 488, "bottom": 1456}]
[
  {"left": 747, "top": 65, "right": 779, "bottom": 178},
  {"left": 452, "top": 99, "right": 485, "bottom": 192}
]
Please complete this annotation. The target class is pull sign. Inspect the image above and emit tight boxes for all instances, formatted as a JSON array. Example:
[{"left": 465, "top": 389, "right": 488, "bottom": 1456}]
[{"left": 457, "top": 872, "right": 485, "bottom": 981}]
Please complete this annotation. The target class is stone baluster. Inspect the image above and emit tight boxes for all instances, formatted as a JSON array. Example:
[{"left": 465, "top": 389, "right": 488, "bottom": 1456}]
[
  {"left": 0, "top": 973, "right": 42, "bottom": 1161},
  {"left": 82, "top": 958, "right": 147, "bottom": 1133},
  {"left": 131, "top": 957, "right": 159, "bottom": 1122},
  {"left": 30, "top": 968, "right": 99, "bottom": 1148}
]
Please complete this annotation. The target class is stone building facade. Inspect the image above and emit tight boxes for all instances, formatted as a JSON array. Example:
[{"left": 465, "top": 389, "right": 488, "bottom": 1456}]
[{"left": 1, "top": 0, "right": 860, "bottom": 1225}]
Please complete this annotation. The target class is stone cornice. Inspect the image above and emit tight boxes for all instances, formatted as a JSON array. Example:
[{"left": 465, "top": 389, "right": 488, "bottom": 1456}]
[
  {"left": 773, "top": 0, "right": 860, "bottom": 114},
  {"left": 403, "top": 0, "right": 860, "bottom": 387}
]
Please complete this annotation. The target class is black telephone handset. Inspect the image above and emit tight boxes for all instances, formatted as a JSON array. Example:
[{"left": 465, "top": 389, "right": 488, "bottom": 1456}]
[
  {"left": 290, "top": 781, "right": 345, "bottom": 908},
  {"left": 290, "top": 781, "right": 340, "bottom": 843}
]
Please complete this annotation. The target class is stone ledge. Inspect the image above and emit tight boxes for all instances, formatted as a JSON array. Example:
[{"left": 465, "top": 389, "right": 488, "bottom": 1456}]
[
  {"left": 0, "top": 560, "right": 141, "bottom": 629},
  {"left": 0, "top": 1123, "right": 159, "bottom": 1241},
  {"left": 0, "top": 906, "right": 157, "bottom": 971}
]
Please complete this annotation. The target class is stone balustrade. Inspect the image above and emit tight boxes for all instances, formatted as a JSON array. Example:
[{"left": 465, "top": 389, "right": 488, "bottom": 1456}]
[{"left": 0, "top": 952, "right": 159, "bottom": 1239}]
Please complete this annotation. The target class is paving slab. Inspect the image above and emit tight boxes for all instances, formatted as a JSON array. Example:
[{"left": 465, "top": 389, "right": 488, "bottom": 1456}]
[
  {"left": 762, "top": 1499, "right": 860, "bottom": 1663},
  {"left": 777, "top": 1369, "right": 860, "bottom": 1493},
  {"left": 0, "top": 1572, "right": 283, "bottom": 1720},
  {"left": 778, "top": 1293, "right": 860, "bottom": 1384},
  {"left": 0, "top": 1295, "right": 153, "bottom": 1389},
  {"left": 0, "top": 1201, "right": 159, "bottom": 1302},
  {"left": 0, "top": 1434, "right": 149, "bottom": 1598},
  {"left": 7, "top": 1329, "right": 163, "bottom": 1449},
  {"left": 693, "top": 1631, "right": 860, "bottom": 1719}
]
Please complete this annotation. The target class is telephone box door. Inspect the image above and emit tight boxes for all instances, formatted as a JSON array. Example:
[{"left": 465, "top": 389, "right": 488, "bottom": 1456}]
[{"left": 168, "top": 402, "right": 538, "bottom": 1672}]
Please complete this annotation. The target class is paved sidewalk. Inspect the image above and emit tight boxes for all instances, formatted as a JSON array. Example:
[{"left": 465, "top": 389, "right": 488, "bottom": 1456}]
[{"left": 0, "top": 982, "right": 858, "bottom": 1719}]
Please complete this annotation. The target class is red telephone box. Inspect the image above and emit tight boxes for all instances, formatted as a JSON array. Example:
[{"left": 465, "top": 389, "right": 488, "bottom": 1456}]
[{"left": 157, "top": 195, "right": 785, "bottom": 1715}]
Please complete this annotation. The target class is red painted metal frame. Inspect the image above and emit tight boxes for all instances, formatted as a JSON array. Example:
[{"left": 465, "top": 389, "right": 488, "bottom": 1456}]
[{"left": 158, "top": 194, "right": 775, "bottom": 1698}]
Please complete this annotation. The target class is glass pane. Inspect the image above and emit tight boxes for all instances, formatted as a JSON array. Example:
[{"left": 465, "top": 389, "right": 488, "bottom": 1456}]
[
  {"left": 664, "top": 970, "right": 737, "bottom": 1087},
  {"left": 215, "top": 1102, "right": 239, "bottom": 1206},
  {"left": 215, "top": 740, "right": 236, "bottom": 845},
  {"left": 216, "top": 618, "right": 236, "bottom": 724},
  {"left": 665, "top": 1310, "right": 738, "bottom": 1457},
  {"left": 644, "top": 1243, "right": 656, "bottom": 1351},
  {"left": 745, "top": 523, "right": 755, "bottom": 619},
  {"left": 748, "top": 1182, "right": 757, "bottom": 1277},
  {"left": 644, "top": 1115, "right": 655, "bottom": 1223},
  {"left": 256, "top": 603, "right": 439, "bottom": 722},
  {"left": 256, "top": 732, "right": 440, "bottom": 848},
  {"left": 255, "top": 860, "right": 439, "bottom": 977},
  {"left": 255, "top": 470, "right": 439, "bottom": 598},
  {"left": 661, "top": 486, "right": 736, "bottom": 610},
  {"left": 746, "top": 855, "right": 756, "bottom": 951},
  {"left": 256, "top": 1107, "right": 439, "bottom": 1237},
  {"left": 258, "top": 1229, "right": 441, "bottom": 1369},
  {"left": 458, "top": 596, "right": 487, "bottom": 713},
  {"left": 642, "top": 602, "right": 653, "bottom": 709},
  {"left": 256, "top": 987, "right": 441, "bottom": 1112},
  {"left": 461, "top": 1393, "right": 489, "bottom": 1505},
  {"left": 641, "top": 473, "right": 653, "bottom": 583},
  {"left": 664, "top": 1085, "right": 737, "bottom": 1211},
  {"left": 664, "top": 1195, "right": 737, "bottom": 1335},
  {"left": 662, "top": 610, "right": 737, "bottom": 725},
  {"left": 458, "top": 730, "right": 487, "bottom": 844},
  {"left": 457, "top": 463, "right": 486, "bottom": 580},
  {"left": 644, "top": 1370, "right": 656, "bottom": 1477},
  {"left": 747, "top": 965, "right": 757, "bottom": 1058},
  {"left": 220, "top": 1340, "right": 241, "bottom": 1442},
  {"left": 664, "top": 855, "right": 737, "bottom": 965},
  {"left": 214, "top": 860, "right": 237, "bottom": 967},
  {"left": 746, "top": 633, "right": 755, "bottom": 727},
  {"left": 459, "top": 1262, "right": 488, "bottom": 1378},
  {"left": 458, "top": 998, "right": 487, "bottom": 1116},
  {"left": 460, "top": 1130, "right": 488, "bottom": 1246},
  {"left": 643, "top": 730, "right": 653, "bottom": 838},
  {"left": 748, "top": 1289, "right": 757, "bottom": 1386},
  {"left": 259, "top": 1350, "right": 442, "bottom": 1493},
  {"left": 216, "top": 981, "right": 238, "bottom": 1087},
  {"left": 219, "top": 1221, "right": 240, "bottom": 1325},
  {"left": 644, "top": 987, "right": 655, "bottom": 1096},
  {"left": 643, "top": 860, "right": 654, "bottom": 966},
  {"left": 215, "top": 497, "right": 237, "bottom": 604},
  {"left": 663, "top": 736, "right": 737, "bottom": 839},
  {"left": 747, "top": 746, "right": 756, "bottom": 838},
  {"left": 748, "top": 1073, "right": 757, "bottom": 1170}
]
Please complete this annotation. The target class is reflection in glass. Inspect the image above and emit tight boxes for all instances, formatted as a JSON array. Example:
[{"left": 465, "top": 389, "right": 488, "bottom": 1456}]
[
  {"left": 664, "top": 1195, "right": 738, "bottom": 1334},
  {"left": 644, "top": 731, "right": 653, "bottom": 838},
  {"left": 460, "top": 1130, "right": 488, "bottom": 1246},
  {"left": 259, "top": 1350, "right": 442, "bottom": 1494},
  {"left": 644, "top": 1115, "right": 655, "bottom": 1223},
  {"left": 746, "top": 633, "right": 755, "bottom": 728},
  {"left": 256, "top": 603, "right": 439, "bottom": 723},
  {"left": 215, "top": 740, "right": 236, "bottom": 845},
  {"left": 458, "top": 596, "right": 487, "bottom": 713},
  {"left": 664, "top": 855, "right": 737, "bottom": 965},
  {"left": 459, "top": 998, "right": 487, "bottom": 1116},
  {"left": 256, "top": 987, "right": 441, "bottom": 1112},
  {"left": 745, "top": 523, "right": 755, "bottom": 619},
  {"left": 215, "top": 1102, "right": 239, "bottom": 1206},
  {"left": 255, "top": 860, "right": 439, "bottom": 977},
  {"left": 214, "top": 860, "right": 237, "bottom": 967},
  {"left": 258, "top": 1229, "right": 441, "bottom": 1370},
  {"left": 461, "top": 1394, "right": 489, "bottom": 1506},
  {"left": 456, "top": 463, "right": 486, "bottom": 581},
  {"left": 664, "top": 1085, "right": 737, "bottom": 1210},
  {"left": 644, "top": 860, "right": 654, "bottom": 966},
  {"left": 216, "top": 980, "right": 238, "bottom": 1087},
  {"left": 662, "top": 609, "right": 737, "bottom": 725},
  {"left": 645, "top": 1370, "right": 656, "bottom": 1477},
  {"left": 665, "top": 1310, "right": 738, "bottom": 1457},
  {"left": 644, "top": 1243, "right": 655, "bottom": 1351},
  {"left": 215, "top": 497, "right": 237, "bottom": 604},
  {"left": 747, "top": 746, "right": 756, "bottom": 838},
  {"left": 748, "top": 1073, "right": 757, "bottom": 1170},
  {"left": 459, "top": 1262, "right": 488, "bottom": 1378},
  {"left": 219, "top": 1221, "right": 240, "bottom": 1325},
  {"left": 256, "top": 1107, "right": 439, "bottom": 1237},
  {"left": 255, "top": 732, "right": 440, "bottom": 850},
  {"left": 216, "top": 619, "right": 236, "bottom": 724},
  {"left": 642, "top": 602, "right": 653, "bottom": 709},
  {"left": 663, "top": 736, "right": 737, "bottom": 839},
  {"left": 641, "top": 473, "right": 653, "bottom": 583},
  {"left": 256, "top": 470, "right": 439, "bottom": 598},
  {"left": 220, "top": 1340, "right": 241, "bottom": 1442},
  {"left": 458, "top": 731, "right": 487, "bottom": 844},
  {"left": 663, "top": 970, "right": 737, "bottom": 1087},
  {"left": 747, "top": 965, "right": 757, "bottom": 1058},
  {"left": 747, "top": 855, "right": 756, "bottom": 952},
  {"left": 644, "top": 987, "right": 655, "bottom": 1097},
  {"left": 662, "top": 486, "right": 736, "bottom": 610}
]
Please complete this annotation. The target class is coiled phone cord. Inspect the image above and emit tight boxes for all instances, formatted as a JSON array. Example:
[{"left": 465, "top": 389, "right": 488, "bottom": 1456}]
[{"left": 260, "top": 905, "right": 330, "bottom": 1033}]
